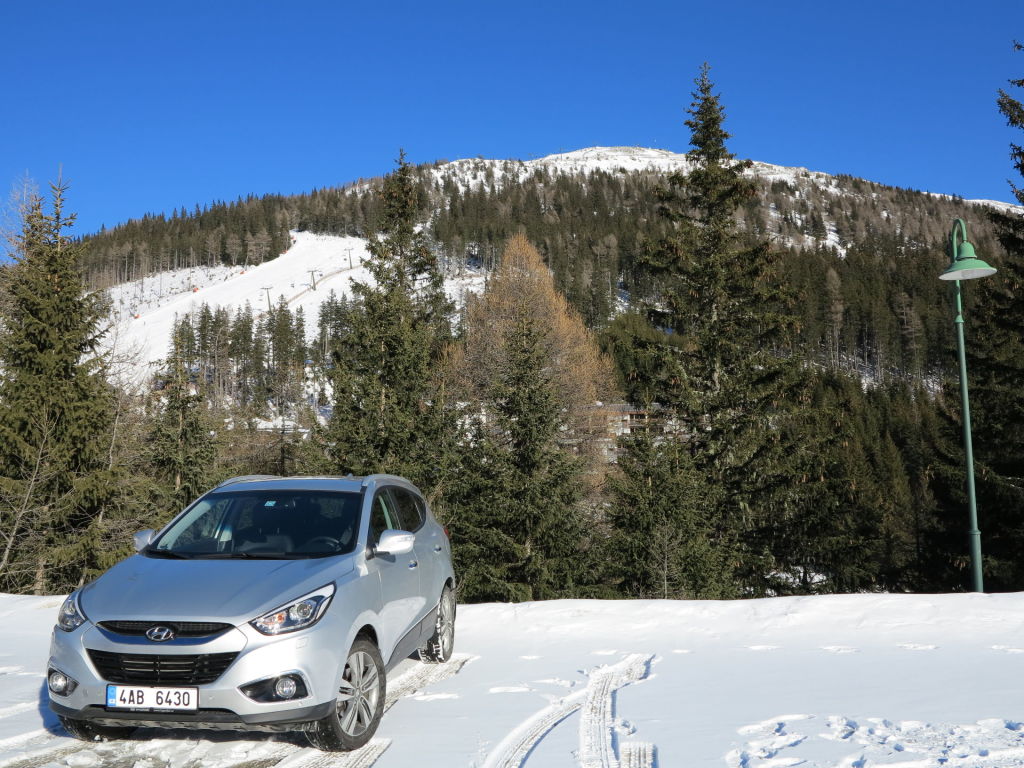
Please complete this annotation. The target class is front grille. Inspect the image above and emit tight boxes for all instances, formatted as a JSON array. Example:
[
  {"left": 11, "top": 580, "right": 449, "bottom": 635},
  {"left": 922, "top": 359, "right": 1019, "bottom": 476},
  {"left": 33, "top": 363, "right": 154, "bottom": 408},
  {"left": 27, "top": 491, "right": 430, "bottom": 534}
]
[
  {"left": 98, "top": 621, "right": 233, "bottom": 638},
  {"left": 88, "top": 649, "right": 238, "bottom": 685}
]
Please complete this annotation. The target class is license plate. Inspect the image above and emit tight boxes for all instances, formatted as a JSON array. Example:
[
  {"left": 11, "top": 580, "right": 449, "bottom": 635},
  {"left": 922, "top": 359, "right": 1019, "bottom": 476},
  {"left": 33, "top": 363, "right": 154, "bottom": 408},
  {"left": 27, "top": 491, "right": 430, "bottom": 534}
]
[{"left": 106, "top": 684, "right": 198, "bottom": 711}]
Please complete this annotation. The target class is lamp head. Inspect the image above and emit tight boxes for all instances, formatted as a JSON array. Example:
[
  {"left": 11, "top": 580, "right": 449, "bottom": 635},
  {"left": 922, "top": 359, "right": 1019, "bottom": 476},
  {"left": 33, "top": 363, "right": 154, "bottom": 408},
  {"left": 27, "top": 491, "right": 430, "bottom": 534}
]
[{"left": 939, "top": 235, "right": 997, "bottom": 281}]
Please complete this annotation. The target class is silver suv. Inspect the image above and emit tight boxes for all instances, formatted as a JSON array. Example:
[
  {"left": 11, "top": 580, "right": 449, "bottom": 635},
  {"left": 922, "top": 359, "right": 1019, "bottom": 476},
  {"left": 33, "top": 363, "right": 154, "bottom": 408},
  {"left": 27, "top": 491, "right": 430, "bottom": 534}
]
[{"left": 46, "top": 474, "right": 456, "bottom": 751}]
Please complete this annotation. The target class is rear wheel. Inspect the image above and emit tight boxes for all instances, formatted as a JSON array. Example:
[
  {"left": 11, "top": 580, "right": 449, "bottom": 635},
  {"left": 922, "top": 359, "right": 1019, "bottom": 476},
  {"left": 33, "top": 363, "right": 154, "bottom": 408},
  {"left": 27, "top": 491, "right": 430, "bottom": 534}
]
[
  {"left": 307, "top": 638, "right": 385, "bottom": 751},
  {"left": 59, "top": 715, "right": 134, "bottom": 742},
  {"left": 418, "top": 585, "right": 455, "bottom": 663}
]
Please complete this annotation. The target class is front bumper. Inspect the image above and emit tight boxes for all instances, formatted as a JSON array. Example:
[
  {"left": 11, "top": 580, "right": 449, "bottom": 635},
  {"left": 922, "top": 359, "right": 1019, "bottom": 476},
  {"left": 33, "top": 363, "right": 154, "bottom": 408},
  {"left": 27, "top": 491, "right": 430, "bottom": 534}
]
[
  {"left": 47, "top": 699, "right": 334, "bottom": 732},
  {"left": 47, "top": 620, "right": 344, "bottom": 731}
]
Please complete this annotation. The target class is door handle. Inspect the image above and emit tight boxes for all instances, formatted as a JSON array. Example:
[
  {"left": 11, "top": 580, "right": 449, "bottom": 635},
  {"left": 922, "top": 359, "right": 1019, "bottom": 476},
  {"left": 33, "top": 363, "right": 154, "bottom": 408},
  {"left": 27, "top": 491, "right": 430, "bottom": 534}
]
[
  {"left": 408, "top": 560, "right": 418, "bottom": 569},
  {"left": 433, "top": 545, "right": 443, "bottom": 553}
]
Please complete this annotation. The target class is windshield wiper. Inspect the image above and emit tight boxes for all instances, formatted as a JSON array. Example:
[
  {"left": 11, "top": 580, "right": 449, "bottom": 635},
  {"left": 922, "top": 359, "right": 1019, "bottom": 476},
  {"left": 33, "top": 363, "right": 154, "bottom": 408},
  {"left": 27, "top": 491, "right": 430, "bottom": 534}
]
[
  {"left": 143, "top": 548, "right": 192, "bottom": 559},
  {"left": 192, "top": 551, "right": 297, "bottom": 560}
]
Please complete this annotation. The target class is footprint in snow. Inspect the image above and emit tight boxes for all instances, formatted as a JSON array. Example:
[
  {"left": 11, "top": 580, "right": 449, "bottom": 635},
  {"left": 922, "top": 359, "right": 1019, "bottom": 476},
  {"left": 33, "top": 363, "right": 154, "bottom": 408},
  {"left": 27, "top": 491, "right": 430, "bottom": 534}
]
[
  {"left": 738, "top": 714, "right": 814, "bottom": 735},
  {"left": 898, "top": 643, "right": 937, "bottom": 651}
]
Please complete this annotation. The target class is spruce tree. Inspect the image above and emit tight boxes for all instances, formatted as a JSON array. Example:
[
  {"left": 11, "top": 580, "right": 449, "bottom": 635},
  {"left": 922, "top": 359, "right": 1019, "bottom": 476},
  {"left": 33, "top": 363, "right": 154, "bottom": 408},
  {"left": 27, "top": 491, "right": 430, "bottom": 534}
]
[
  {"left": 315, "top": 153, "right": 454, "bottom": 493},
  {"left": 148, "top": 357, "right": 217, "bottom": 509},
  {"left": 612, "top": 65, "right": 802, "bottom": 593},
  {"left": 968, "top": 40, "right": 1024, "bottom": 589},
  {"left": 608, "top": 431, "right": 732, "bottom": 598},
  {"left": 449, "top": 312, "right": 587, "bottom": 602},
  {"left": 445, "top": 235, "right": 613, "bottom": 602},
  {"left": 0, "top": 182, "right": 119, "bottom": 592}
]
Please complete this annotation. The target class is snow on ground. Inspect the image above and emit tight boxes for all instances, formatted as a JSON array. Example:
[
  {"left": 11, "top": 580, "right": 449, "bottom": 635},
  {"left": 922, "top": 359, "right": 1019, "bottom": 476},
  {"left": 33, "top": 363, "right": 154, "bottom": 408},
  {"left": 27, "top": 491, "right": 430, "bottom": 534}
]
[
  {"left": 102, "top": 232, "right": 486, "bottom": 382},
  {"left": 3, "top": 592, "right": 1024, "bottom": 767}
]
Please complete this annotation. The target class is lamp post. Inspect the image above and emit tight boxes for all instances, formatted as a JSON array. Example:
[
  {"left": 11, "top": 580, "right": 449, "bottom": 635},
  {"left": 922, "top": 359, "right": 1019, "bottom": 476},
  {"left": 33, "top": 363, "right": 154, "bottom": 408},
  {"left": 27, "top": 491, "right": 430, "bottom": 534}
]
[{"left": 938, "top": 218, "right": 996, "bottom": 592}]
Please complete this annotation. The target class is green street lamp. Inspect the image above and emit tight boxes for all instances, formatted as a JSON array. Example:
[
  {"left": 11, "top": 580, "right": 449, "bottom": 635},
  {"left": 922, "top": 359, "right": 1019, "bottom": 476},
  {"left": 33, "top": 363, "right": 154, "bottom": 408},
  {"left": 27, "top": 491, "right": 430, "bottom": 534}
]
[{"left": 938, "top": 218, "right": 996, "bottom": 592}]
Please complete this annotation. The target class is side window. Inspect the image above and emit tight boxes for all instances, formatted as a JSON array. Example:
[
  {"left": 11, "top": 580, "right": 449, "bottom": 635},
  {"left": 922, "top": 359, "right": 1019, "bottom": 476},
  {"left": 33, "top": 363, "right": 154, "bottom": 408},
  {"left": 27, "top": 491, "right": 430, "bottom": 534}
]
[
  {"left": 368, "top": 492, "right": 395, "bottom": 546},
  {"left": 390, "top": 488, "right": 424, "bottom": 532}
]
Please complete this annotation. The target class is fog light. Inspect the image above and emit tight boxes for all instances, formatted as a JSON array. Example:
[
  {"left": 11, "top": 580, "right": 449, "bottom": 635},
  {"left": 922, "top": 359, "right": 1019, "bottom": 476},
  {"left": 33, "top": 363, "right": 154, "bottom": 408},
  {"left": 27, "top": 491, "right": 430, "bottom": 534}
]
[
  {"left": 48, "top": 671, "right": 68, "bottom": 694},
  {"left": 274, "top": 676, "right": 298, "bottom": 699},
  {"left": 47, "top": 670, "right": 77, "bottom": 696},
  {"left": 240, "top": 673, "right": 307, "bottom": 702}
]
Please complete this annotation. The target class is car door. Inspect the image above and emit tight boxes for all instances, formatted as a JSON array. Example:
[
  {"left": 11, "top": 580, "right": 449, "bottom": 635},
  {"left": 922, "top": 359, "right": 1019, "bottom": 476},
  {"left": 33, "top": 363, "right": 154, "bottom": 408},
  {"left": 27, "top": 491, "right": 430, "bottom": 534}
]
[
  {"left": 389, "top": 486, "right": 441, "bottom": 607},
  {"left": 365, "top": 487, "right": 422, "bottom": 660}
]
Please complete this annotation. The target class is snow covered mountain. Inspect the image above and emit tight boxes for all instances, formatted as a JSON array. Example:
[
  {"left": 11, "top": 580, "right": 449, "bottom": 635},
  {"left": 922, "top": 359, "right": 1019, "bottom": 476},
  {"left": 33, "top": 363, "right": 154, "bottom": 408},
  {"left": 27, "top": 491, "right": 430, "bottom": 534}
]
[
  {"left": 431, "top": 146, "right": 1020, "bottom": 215},
  {"left": 4, "top": 591, "right": 1024, "bottom": 767},
  {"left": 96, "top": 146, "right": 1021, "bottom": 383}
]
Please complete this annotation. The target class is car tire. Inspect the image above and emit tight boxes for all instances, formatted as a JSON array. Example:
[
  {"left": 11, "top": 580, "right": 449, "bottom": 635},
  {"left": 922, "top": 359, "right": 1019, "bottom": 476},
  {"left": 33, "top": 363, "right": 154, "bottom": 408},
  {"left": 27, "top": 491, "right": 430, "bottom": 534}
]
[
  {"left": 418, "top": 585, "right": 455, "bottom": 663},
  {"left": 308, "top": 638, "right": 385, "bottom": 752},
  {"left": 59, "top": 715, "right": 134, "bottom": 742}
]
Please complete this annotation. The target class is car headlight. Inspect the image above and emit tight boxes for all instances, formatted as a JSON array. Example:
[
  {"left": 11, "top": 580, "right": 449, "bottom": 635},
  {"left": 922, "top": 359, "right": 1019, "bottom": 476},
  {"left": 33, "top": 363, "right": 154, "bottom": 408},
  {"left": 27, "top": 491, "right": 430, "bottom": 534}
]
[
  {"left": 57, "top": 593, "right": 87, "bottom": 632},
  {"left": 250, "top": 584, "right": 335, "bottom": 635}
]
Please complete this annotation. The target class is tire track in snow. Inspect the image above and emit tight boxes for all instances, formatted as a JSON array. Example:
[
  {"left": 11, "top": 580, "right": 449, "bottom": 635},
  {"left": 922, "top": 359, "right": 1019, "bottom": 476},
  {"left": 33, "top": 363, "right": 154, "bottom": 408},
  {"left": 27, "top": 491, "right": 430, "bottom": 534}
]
[
  {"left": 481, "top": 689, "right": 586, "bottom": 768},
  {"left": 278, "top": 655, "right": 472, "bottom": 768},
  {"left": 0, "top": 737, "right": 296, "bottom": 768},
  {"left": 481, "top": 653, "right": 654, "bottom": 768},
  {"left": 0, "top": 703, "right": 36, "bottom": 720},
  {"left": 384, "top": 653, "right": 474, "bottom": 711},
  {"left": 619, "top": 741, "right": 655, "bottom": 768},
  {"left": 275, "top": 739, "right": 390, "bottom": 768},
  {"left": 578, "top": 653, "right": 653, "bottom": 768},
  {"left": 0, "top": 742, "right": 83, "bottom": 768}
]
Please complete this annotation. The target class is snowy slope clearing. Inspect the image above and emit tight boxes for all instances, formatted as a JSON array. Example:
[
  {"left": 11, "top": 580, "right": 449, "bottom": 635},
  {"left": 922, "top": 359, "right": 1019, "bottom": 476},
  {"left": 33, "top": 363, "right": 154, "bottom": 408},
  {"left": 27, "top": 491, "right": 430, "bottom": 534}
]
[
  {"left": 103, "top": 231, "right": 486, "bottom": 380},
  {"left": 2, "top": 592, "right": 1024, "bottom": 767}
]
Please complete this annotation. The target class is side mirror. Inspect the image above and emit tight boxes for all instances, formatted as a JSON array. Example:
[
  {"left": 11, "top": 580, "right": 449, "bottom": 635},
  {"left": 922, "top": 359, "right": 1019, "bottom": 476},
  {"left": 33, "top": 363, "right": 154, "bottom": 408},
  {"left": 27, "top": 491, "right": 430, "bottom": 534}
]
[
  {"left": 133, "top": 529, "right": 155, "bottom": 552},
  {"left": 375, "top": 530, "right": 415, "bottom": 557}
]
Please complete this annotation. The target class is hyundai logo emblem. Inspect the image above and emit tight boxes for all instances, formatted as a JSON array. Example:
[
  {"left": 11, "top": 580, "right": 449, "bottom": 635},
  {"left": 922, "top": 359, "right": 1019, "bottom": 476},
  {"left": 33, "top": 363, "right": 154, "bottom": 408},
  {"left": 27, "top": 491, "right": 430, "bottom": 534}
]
[{"left": 146, "top": 625, "right": 176, "bottom": 642}]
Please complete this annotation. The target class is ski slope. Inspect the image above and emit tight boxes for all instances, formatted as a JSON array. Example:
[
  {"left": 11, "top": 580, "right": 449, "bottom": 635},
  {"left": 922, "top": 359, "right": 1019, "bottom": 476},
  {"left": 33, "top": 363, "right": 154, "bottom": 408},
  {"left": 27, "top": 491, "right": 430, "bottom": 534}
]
[
  {"left": 3, "top": 592, "right": 1024, "bottom": 767},
  {"left": 102, "top": 232, "right": 486, "bottom": 380}
]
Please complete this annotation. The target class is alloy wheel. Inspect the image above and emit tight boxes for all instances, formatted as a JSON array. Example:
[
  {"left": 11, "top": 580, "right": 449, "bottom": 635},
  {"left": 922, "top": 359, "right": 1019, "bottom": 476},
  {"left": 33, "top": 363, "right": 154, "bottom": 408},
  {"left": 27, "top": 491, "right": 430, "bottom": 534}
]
[
  {"left": 335, "top": 650, "right": 380, "bottom": 737},
  {"left": 438, "top": 590, "right": 455, "bottom": 658}
]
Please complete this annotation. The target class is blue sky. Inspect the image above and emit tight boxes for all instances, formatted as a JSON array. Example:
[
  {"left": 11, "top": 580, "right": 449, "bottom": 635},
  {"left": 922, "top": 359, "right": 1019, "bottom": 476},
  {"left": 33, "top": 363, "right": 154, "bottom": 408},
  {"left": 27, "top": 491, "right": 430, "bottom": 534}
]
[{"left": 1, "top": 1, "right": 1021, "bottom": 235}]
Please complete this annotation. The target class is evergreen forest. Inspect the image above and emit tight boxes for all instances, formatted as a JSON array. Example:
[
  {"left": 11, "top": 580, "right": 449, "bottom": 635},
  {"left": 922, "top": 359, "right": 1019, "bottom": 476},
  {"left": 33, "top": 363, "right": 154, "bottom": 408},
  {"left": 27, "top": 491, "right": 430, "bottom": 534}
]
[{"left": 1, "top": 58, "right": 1023, "bottom": 601}]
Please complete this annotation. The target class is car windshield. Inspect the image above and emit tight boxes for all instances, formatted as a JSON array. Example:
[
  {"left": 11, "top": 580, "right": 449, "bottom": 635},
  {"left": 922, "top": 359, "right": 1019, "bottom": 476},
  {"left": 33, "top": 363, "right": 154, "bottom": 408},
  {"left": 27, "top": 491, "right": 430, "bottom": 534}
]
[{"left": 149, "top": 489, "right": 362, "bottom": 559}]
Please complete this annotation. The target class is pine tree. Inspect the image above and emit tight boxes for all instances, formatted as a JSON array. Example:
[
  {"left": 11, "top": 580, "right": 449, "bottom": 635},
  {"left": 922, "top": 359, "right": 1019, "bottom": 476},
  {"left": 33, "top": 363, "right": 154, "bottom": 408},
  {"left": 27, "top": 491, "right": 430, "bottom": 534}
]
[
  {"left": 608, "top": 431, "right": 732, "bottom": 598},
  {"left": 612, "top": 65, "right": 802, "bottom": 592},
  {"left": 315, "top": 153, "right": 454, "bottom": 493},
  {"left": 445, "top": 235, "right": 615, "bottom": 601},
  {"left": 449, "top": 312, "right": 587, "bottom": 602},
  {"left": 967, "top": 40, "right": 1024, "bottom": 589},
  {"left": 0, "top": 182, "right": 119, "bottom": 592},
  {"left": 148, "top": 357, "right": 217, "bottom": 509}
]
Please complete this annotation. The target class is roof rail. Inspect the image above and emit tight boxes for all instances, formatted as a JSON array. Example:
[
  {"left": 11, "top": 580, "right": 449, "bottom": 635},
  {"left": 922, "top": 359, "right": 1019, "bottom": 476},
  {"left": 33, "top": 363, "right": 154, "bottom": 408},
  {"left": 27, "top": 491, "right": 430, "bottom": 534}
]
[
  {"left": 359, "top": 473, "right": 415, "bottom": 488},
  {"left": 215, "top": 474, "right": 280, "bottom": 488}
]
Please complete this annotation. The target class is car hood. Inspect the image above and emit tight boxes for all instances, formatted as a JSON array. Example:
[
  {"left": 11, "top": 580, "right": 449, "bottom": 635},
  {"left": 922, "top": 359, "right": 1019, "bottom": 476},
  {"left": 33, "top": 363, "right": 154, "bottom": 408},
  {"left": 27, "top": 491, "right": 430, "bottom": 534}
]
[{"left": 79, "top": 553, "right": 355, "bottom": 625}]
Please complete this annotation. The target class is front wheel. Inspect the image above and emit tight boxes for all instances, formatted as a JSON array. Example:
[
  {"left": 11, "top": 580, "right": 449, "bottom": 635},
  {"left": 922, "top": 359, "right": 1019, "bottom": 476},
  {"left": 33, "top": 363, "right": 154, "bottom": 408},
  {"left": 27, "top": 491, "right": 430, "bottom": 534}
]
[
  {"left": 59, "top": 715, "right": 134, "bottom": 742},
  {"left": 307, "top": 638, "right": 385, "bottom": 751},
  {"left": 418, "top": 585, "right": 455, "bottom": 663}
]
